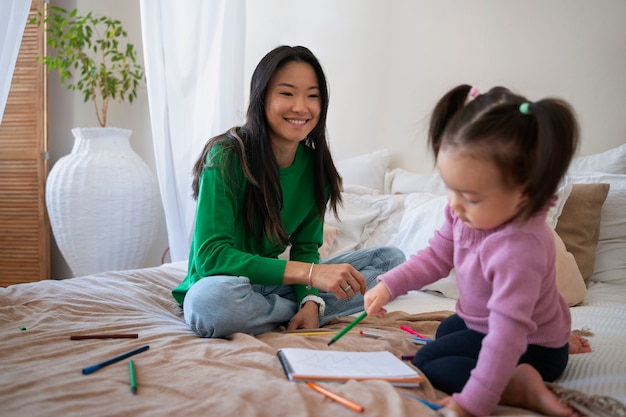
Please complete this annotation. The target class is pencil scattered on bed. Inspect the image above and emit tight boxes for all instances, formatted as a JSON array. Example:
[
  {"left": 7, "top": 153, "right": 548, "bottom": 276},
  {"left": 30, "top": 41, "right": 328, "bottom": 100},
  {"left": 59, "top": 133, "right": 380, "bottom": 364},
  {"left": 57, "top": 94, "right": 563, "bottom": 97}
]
[
  {"left": 70, "top": 333, "right": 139, "bottom": 340},
  {"left": 82, "top": 345, "right": 149, "bottom": 375},
  {"left": 280, "top": 329, "right": 360, "bottom": 336}
]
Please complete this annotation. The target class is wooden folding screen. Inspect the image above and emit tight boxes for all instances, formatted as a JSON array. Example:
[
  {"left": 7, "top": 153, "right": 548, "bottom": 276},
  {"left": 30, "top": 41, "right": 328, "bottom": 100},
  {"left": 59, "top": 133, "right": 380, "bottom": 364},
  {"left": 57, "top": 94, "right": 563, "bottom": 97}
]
[{"left": 0, "top": 0, "right": 48, "bottom": 286}]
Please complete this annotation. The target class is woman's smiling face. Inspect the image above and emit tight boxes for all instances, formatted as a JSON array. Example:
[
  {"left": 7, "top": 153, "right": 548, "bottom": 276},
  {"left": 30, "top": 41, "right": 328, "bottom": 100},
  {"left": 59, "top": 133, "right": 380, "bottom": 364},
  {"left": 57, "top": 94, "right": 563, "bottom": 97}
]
[{"left": 265, "top": 61, "right": 321, "bottom": 147}]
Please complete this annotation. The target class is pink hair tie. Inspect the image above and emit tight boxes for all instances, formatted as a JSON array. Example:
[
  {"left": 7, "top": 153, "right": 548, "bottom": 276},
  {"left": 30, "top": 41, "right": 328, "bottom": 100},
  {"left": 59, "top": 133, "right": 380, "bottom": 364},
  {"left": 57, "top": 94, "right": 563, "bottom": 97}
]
[{"left": 469, "top": 87, "right": 481, "bottom": 98}]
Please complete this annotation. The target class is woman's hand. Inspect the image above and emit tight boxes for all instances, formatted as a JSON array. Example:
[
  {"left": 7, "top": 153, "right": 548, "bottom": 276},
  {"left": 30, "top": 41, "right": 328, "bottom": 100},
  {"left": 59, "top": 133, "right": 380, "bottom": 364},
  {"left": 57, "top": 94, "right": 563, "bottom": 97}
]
[
  {"left": 284, "top": 262, "right": 366, "bottom": 300},
  {"left": 286, "top": 301, "right": 320, "bottom": 330},
  {"left": 364, "top": 282, "right": 391, "bottom": 317}
]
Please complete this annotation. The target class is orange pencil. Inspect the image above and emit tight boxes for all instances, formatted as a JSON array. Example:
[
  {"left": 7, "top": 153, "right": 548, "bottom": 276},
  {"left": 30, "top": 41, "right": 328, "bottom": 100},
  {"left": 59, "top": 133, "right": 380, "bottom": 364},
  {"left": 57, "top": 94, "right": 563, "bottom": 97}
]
[{"left": 306, "top": 381, "right": 364, "bottom": 413}]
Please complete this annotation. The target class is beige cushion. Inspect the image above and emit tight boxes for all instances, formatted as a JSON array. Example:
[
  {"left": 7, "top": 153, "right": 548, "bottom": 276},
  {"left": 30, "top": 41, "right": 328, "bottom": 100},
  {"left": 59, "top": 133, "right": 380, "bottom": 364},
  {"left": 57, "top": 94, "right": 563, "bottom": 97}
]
[
  {"left": 553, "top": 229, "right": 586, "bottom": 306},
  {"left": 555, "top": 183, "right": 610, "bottom": 285}
]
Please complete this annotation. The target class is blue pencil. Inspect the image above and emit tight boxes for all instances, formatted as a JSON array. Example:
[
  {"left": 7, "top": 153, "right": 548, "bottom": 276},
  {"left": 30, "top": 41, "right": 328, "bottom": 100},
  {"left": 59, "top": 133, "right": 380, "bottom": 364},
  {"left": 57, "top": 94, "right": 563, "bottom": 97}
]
[
  {"left": 401, "top": 392, "right": 443, "bottom": 410},
  {"left": 82, "top": 345, "right": 150, "bottom": 375}
]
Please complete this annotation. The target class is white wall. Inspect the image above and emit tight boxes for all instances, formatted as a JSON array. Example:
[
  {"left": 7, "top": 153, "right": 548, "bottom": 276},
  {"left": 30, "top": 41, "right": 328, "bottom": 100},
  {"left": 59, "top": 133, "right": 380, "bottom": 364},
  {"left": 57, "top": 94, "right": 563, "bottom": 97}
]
[
  {"left": 47, "top": 0, "right": 626, "bottom": 277},
  {"left": 246, "top": 0, "right": 626, "bottom": 172}
]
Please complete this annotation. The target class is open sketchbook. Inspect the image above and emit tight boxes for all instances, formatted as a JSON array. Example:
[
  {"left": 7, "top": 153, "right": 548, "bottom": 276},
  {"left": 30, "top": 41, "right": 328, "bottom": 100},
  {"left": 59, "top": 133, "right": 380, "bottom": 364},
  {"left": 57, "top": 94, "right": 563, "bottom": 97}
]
[{"left": 277, "top": 348, "right": 423, "bottom": 387}]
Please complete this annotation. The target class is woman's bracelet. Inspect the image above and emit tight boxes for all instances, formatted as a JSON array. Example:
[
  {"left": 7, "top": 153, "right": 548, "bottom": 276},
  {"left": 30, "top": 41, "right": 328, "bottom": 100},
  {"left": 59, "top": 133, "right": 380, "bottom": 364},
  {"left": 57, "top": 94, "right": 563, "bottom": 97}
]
[{"left": 305, "top": 262, "right": 315, "bottom": 290}]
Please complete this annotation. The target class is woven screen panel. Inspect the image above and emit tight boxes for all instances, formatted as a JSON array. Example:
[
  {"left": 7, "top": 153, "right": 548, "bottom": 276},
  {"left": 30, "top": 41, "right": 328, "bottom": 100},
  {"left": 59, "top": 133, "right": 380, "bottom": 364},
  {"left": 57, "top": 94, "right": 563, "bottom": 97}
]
[{"left": 0, "top": 0, "right": 48, "bottom": 286}]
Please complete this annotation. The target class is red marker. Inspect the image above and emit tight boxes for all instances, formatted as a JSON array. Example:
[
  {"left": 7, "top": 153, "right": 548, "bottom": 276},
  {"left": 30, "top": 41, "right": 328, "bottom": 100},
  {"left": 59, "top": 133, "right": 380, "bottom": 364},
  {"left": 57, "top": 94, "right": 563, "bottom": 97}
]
[{"left": 400, "top": 325, "right": 428, "bottom": 339}]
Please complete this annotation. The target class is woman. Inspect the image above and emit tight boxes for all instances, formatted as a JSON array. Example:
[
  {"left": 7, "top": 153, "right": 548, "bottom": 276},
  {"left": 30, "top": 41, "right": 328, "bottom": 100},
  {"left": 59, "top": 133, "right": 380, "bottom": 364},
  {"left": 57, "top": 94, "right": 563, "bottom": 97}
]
[{"left": 173, "top": 45, "right": 404, "bottom": 338}]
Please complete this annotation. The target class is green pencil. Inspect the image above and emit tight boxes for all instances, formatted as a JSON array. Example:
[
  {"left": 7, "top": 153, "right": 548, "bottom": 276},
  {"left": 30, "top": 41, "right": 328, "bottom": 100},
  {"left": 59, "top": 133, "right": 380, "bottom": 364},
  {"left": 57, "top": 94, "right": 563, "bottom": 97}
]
[
  {"left": 327, "top": 311, "right": 368, "bottom": 346},
  {"left": 128, "top": 360, "right": 137, "bottom": 395}
]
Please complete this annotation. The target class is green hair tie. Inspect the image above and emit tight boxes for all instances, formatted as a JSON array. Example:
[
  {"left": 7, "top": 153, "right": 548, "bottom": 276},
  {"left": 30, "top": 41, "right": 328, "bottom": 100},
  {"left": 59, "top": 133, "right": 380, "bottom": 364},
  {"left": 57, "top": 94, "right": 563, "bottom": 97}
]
[{"left": 519, "top": 102, "right": 532, "bottom": 115}]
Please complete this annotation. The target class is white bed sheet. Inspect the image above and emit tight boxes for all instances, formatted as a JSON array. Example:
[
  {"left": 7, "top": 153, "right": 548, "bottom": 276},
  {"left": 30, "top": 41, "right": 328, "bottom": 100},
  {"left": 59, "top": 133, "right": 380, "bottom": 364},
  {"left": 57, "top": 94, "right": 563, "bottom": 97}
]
[{"left": 559, "top": 282, "right": 626, "bottom": 402}]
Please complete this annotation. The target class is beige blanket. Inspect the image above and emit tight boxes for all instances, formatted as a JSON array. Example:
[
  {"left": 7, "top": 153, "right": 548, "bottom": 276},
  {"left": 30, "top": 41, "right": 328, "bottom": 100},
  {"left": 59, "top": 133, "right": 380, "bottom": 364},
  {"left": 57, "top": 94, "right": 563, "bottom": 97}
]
[{"left": 0, "top": 262, "right": 568, "bottom": 416}]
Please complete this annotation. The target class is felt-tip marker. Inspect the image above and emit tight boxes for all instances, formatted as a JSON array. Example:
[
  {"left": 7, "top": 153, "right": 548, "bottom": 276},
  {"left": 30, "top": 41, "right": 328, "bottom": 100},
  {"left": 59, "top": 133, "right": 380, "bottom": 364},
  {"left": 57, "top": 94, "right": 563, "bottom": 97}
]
[
  {"left": 400, "top": 325, "right": 428, "bottom": 339},
  {"left": 82, "top": 345, "right": 149, "bottom": 375}
]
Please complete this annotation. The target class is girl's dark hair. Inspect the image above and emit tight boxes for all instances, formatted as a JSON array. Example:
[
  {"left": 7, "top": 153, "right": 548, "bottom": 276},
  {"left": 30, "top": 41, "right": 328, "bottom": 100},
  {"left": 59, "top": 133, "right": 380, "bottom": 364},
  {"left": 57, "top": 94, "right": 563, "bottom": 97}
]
[
  {"left": 191, "top": 45, "right": 342, "bottom": 245},
  {"left": 428, "top": 84, "right": 579, "bottom": 223}
]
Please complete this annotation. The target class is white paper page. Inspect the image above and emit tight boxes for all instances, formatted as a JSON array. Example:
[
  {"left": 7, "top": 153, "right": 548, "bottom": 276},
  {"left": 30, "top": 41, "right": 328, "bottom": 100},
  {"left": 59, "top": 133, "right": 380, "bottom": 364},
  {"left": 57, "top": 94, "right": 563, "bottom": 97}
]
[{"left": 278, "top": 348, "right": 419, "bottom": 378}]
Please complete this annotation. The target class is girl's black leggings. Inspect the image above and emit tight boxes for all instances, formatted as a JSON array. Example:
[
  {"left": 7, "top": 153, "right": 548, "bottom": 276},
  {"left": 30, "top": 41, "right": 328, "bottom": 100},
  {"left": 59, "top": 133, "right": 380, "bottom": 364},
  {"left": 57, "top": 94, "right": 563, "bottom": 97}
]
[{"left": 412, "top": 314, "right": 569, "bottom": 394}]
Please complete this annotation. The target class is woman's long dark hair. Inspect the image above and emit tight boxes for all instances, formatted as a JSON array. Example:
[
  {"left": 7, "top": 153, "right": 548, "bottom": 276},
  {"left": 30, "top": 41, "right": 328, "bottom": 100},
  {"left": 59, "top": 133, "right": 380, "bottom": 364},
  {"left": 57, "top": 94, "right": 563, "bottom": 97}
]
[{"left": 191, "top": 45, "right": 342, "bottom": 245}]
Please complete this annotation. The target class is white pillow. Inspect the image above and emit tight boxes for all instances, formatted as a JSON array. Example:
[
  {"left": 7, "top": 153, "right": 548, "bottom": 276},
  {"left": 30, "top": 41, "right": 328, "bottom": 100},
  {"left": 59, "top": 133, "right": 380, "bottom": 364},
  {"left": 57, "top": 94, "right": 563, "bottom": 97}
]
[
  {"left": 361, "top": 194, "right": 407, "bottom": 249},
  {"left": 336, "top": 149, "right": 391, "bottom": 193},
  {"left": 385, "top": 193, "right": 459, "bottom": 298},
  {"left": 384, "top": 167, "right": 571, "bottom": 229},
  {"left": 278, "top": 223, "right": 341, "bottom": 261},
  {"left": 547, "top": 178, "right": 574, "bottom": 229},
  {"left": 566, "top": 172, "right": 626, "bottom": 285},
  {"left": 325, "top": 192, "right": 398, "bottom": 257},
  {"left": 568, "top": 143, "right": 626, "bottom": 175},
  {"left": 384, "top": 168, "right": 447, "bottom": 195},
  {"left": 387, "top": 192, "right": 447, "bottom": 256},
  {"left": 342, "top": 184, "right": 383, "bottom": 196}
]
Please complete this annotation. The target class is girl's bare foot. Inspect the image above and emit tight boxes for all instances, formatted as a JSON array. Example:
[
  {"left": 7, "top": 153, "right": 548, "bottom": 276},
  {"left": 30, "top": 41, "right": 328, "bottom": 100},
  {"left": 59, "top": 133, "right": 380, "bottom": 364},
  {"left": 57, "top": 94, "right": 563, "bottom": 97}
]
[
  {"left": 569, "top": 332, "right": 592, "bottom": 354},
  {"left": 501, "top": 363, "right": 581, "bottom": 417}
]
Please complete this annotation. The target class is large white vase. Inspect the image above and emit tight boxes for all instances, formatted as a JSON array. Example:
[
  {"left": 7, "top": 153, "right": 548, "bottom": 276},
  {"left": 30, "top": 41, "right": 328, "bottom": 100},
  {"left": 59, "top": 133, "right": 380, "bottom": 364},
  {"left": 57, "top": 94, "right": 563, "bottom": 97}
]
[{"left": 46, "top": 127, "right": 160, "bottom": 277}]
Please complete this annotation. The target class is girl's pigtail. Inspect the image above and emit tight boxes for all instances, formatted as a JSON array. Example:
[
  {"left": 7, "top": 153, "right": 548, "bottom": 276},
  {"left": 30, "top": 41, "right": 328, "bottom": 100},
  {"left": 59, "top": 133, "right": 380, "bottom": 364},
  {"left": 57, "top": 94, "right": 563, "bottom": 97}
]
[
  {"left": 523, "top": 99, "right": 579, "bottom": 218},
  {"left": 428, "top": 84, "right": 472, "bottom": 157}
]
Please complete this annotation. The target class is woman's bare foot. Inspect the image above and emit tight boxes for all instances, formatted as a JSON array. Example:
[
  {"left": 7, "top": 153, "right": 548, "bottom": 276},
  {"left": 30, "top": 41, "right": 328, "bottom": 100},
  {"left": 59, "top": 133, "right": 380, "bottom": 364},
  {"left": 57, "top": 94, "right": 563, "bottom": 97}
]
[
  {"left": 569, "top": 332, "right": 592, "bottom": 354},
  {"left": 501, "top": 363, "right": 580, "bottom": 417}
]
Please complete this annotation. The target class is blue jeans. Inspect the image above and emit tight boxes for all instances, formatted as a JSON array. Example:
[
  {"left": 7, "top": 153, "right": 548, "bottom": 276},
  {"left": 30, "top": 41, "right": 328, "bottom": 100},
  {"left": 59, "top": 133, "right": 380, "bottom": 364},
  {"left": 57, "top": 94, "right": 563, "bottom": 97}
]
[{"left": 183, "top": 246, "right": 405, "bottom": 338}]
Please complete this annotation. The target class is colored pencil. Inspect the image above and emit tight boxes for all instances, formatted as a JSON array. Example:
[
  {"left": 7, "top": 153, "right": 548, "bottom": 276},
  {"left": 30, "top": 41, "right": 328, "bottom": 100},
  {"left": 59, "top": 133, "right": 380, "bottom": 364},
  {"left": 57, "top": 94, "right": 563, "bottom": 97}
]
[
  {"left": 128, "top": 360, "right": 137, "bottom": 394},
  {"left": 359, "top": 330, "right": 383, "bottom": 339},
  {"left": 282, "top": 328, "right": 337, "bottom": 334},
  {"left": 82, "top": 345, "right": 149, "bottom": 375},
  {"left": 306, "top": 381, "right": 364, "bottom": 413},
  {"left": 401, "top": 392, "right": 443, "bottom": 410},
  {"left": 70, "top": 333, "right": 139, "bottom": 340},
  {"left": 327, "top": 311, "right": 368, "bottom": 346}
]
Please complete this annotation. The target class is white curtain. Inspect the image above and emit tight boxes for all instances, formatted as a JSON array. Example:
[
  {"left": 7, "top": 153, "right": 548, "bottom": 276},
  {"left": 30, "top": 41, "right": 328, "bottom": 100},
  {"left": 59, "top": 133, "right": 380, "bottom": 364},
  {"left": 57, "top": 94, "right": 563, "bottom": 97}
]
[
  {"left": 140, "top": 0, "right": 246, "bottom": 261},
  {"left": 0, "top": 0, "right": 31, "bottom": 123}
]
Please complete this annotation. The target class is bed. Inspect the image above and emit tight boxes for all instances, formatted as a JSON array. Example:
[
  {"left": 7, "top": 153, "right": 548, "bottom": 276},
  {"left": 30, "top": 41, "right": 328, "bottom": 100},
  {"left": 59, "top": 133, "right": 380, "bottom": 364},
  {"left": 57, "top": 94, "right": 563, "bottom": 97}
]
[{"left": 2, "top": 144, "right": 625, "bottom": 417}]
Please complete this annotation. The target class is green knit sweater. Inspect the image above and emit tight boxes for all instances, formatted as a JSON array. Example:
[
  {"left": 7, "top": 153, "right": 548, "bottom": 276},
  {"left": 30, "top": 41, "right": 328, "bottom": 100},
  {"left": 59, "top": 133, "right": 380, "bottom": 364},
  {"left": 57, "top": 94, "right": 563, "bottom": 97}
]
[{"left": 172, "top": 142, "right": 323, "bottom": 305}]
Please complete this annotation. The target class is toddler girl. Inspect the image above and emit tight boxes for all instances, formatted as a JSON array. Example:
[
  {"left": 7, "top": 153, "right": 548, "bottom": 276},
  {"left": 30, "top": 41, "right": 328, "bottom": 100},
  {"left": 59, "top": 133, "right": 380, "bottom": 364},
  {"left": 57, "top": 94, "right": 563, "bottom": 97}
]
[{"left": 365, "top": 85, "right": 580, "bottom": 417}]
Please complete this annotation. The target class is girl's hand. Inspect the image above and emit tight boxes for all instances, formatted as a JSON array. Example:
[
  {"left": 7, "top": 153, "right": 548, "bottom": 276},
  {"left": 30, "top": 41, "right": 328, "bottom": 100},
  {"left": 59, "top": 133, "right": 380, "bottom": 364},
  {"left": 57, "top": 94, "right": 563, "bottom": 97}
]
[
  {"left": 364, "top": 282, "right": 391, "bottom": 317},
  {"left": 286, "top": 301, "right": 320, "bottom": 330}
]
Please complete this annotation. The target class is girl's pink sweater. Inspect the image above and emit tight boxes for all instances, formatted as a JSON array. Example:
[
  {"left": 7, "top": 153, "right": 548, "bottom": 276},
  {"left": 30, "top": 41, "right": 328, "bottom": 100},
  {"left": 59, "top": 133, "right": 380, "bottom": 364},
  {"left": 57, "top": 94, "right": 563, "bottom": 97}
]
[{"left": 378, "top": 205, "right": 570, "bottom": 416}]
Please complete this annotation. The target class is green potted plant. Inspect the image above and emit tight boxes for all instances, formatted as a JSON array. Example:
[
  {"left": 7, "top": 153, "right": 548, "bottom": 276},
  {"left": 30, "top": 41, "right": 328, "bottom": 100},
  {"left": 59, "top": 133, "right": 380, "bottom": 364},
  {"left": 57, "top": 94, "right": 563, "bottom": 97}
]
[
  {"left": 31, "top": 6, "right": 159, "bottom": 277},
  {"left": 31, "top": 5, "right": 144, "bottom": 127}
]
